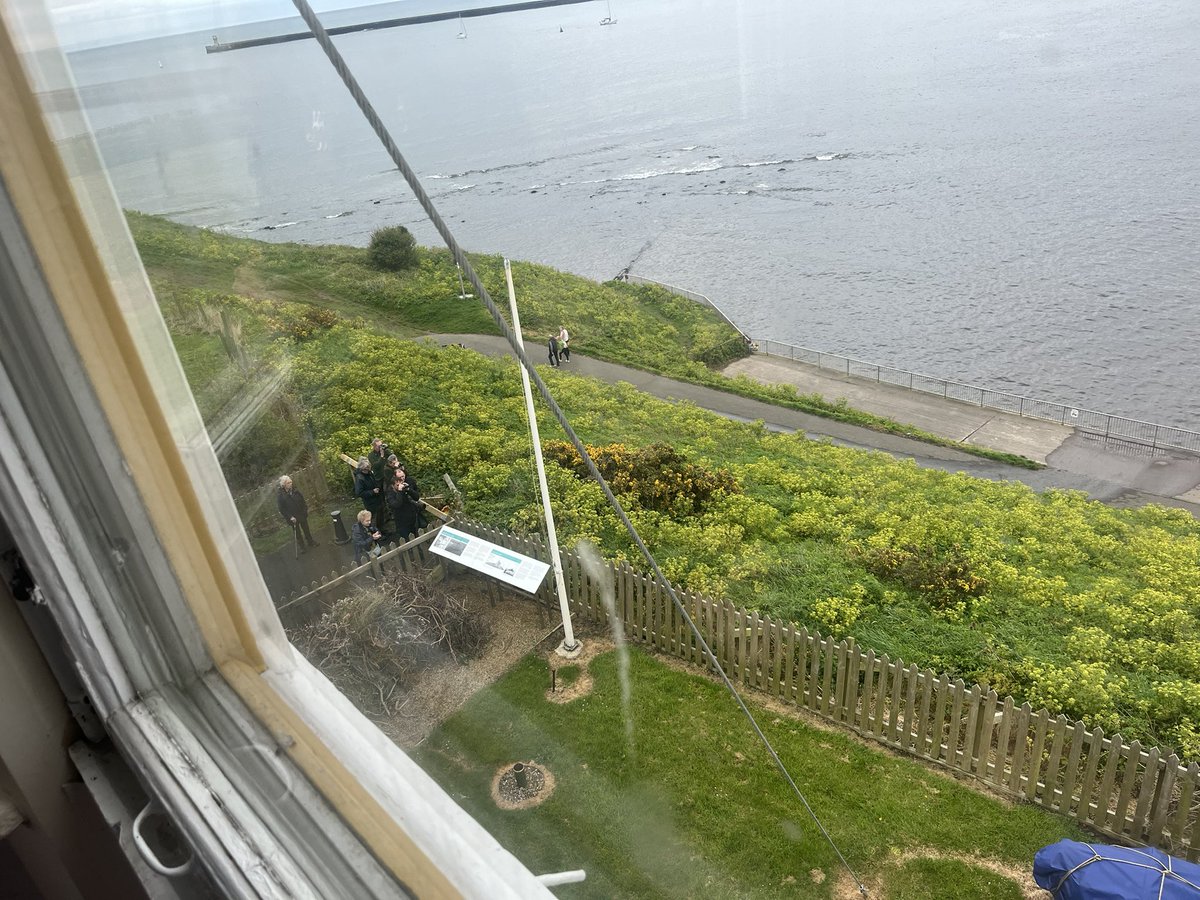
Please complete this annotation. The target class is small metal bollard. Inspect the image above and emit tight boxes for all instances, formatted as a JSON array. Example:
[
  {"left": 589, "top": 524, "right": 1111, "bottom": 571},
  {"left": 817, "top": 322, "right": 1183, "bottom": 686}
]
[
  {"left": 512, "top": 762, "right": 527, "bottom": 789},
  {"left": 330, "top": 510, "right": 351, "bottom": 545}
]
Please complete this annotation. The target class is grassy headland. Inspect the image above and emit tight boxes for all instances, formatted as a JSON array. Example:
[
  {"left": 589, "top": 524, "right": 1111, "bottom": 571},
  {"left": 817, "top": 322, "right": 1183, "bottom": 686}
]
[
  {"left": 137, "top": 213, "right": 1200, "bottom": 760},
  {"left": 130, "top": 212, "right": 1037, "bottom": 468}
]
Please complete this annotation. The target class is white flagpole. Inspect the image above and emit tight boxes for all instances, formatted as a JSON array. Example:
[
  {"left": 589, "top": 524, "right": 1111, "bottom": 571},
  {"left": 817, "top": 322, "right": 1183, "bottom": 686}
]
[{"left": 503, "top": 259, "right": 580, "bottom": 657}]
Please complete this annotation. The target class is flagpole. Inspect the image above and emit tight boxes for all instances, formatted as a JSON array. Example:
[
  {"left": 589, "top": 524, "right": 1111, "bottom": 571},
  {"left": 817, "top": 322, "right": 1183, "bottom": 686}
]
[{"left": 503, "top": 259, "right": 580, "bottom": 657}]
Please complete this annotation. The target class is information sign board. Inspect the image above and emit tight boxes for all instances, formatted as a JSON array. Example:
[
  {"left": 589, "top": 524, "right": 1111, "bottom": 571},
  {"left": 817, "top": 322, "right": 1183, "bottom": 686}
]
[{"left": 429, "top": 525, "right": 550, "bottom": 594}]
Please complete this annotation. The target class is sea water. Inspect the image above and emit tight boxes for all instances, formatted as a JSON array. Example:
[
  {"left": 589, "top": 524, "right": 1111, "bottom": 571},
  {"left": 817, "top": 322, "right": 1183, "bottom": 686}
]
[{"left": 63, "top": 0, "right": 1200, "bottom": 428}]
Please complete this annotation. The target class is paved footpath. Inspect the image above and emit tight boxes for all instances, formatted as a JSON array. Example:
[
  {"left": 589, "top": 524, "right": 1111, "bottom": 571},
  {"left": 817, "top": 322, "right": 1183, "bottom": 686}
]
[{"left": 430, "top": 335, "right": 1200, "bottom": 516}]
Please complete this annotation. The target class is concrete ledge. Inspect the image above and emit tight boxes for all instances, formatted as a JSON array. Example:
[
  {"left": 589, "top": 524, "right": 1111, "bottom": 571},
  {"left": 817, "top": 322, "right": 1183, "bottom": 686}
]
[{"left": 724, "top": 355, "right": 1073, "bottom": 464}]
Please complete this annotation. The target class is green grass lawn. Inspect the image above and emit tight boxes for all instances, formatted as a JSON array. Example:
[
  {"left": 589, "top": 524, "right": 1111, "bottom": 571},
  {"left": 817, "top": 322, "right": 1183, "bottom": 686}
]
[{"left": 415, "top": 647, "right": 1084, "bottom": 898}]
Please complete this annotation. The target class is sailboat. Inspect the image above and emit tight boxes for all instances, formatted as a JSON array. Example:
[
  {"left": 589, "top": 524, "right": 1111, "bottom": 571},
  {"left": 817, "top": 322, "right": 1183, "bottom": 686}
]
[
  {"left": 599, "top": 0, "right": 616, "bottom": 25},
  {"left": 456, "top": 14, "right": 467, "bottom": 39}
]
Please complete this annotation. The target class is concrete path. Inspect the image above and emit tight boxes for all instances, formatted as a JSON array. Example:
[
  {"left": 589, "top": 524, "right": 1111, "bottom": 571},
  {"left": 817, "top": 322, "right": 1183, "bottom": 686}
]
[
  {"left": 425, "top": 334, "right": 1200, "bottom": 515},
  {"left": 725, "top": 355, "right": 1073, "bottom": 464}
]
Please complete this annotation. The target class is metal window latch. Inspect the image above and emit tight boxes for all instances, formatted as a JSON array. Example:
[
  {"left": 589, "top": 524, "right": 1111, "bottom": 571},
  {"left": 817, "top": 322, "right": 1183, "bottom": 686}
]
[{"left": 133, "top": 801, "right": 195, "bottom": 878}]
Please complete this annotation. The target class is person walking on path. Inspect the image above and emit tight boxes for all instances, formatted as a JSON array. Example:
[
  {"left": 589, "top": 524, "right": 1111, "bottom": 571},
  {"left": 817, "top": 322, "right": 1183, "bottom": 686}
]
[
  {"left": 557, "top": 325, "right": 571, "bottom": 362},
  {"left": 276, "top": 475, "right": 318, "bottom": 553},
  {"left": 351, "top": 509, "right": 383, "bottom": 564},
  {"left": 548, "top": 333, "right": 560, "bottom": 367}
]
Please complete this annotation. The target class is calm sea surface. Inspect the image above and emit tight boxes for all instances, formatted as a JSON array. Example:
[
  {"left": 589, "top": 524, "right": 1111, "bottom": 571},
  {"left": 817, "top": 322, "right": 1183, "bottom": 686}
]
[{"left": 66, "top": 0, "right": 1200, "bottom": 428}]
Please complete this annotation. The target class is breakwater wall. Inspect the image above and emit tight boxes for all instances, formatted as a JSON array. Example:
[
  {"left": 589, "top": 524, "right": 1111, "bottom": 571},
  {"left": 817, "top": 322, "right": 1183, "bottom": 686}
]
[{"left": 624, "top": 272, "right": 1200, "bottom": 455}]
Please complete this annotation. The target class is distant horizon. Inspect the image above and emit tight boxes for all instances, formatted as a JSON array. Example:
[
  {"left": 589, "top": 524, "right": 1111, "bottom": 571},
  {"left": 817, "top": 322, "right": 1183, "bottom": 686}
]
[{"left": 51, "top": 0, "right": 495, "bottom": 51}]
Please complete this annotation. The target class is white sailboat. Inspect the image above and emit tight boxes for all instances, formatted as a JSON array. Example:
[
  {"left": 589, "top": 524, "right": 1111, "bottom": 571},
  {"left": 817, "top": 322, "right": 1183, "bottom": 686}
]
[
  {"left": 456, "top": 14, "right": 468, "bottom": 38},
  {"left": 599, "top": 0, "right": 616, "bottom": 25}
]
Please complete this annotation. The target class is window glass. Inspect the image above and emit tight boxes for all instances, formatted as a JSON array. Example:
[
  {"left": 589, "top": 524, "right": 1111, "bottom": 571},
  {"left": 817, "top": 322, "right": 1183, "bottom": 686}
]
[{"left": 23, "top": 0, "right": 1199, "bottom": 895}]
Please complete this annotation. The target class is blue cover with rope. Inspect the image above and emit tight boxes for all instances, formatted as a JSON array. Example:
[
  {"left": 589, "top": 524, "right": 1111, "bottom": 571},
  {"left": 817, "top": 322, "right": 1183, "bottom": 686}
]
[{"left": 1034, "top": 840, "right": 1200, "bottom": 899}]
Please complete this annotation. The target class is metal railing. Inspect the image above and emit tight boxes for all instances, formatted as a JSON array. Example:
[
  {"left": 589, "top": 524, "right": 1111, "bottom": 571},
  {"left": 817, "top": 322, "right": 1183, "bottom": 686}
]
[
  {"left": 616, "top": 272, "right": 753, "bottom": 345},
  {"left": 753, "top": 338, "right": 1200, "bottom": 455}
]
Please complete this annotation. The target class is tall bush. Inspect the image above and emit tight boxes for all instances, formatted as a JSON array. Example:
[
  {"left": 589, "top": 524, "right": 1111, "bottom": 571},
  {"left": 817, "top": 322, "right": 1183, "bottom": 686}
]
[{"left": 368, "top": 225, "right": 418, "bottom": 272}]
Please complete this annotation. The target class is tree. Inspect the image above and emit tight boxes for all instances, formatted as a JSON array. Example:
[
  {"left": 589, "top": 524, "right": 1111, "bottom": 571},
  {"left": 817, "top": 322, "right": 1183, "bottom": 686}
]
[{"left": 367, "top": 225, "right": 417, "bottom": 272}]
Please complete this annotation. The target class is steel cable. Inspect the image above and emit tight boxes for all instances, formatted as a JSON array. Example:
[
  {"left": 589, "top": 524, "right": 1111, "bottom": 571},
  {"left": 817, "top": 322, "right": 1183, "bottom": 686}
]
[{"left": 286, "top": 1, "right": 868, "bottom": 893}]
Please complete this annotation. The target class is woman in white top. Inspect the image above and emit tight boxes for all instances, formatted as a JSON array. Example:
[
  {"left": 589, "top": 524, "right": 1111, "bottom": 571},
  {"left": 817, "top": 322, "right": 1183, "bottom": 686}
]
[{"left": 557, "top": 325, "right": 570, "bottom": 361}]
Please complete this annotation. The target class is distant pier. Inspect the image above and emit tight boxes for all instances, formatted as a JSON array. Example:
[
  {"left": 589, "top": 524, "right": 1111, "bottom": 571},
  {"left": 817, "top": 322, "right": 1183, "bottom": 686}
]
[{"left": 206, "top": 0, "right": 597, "bottom": 53}]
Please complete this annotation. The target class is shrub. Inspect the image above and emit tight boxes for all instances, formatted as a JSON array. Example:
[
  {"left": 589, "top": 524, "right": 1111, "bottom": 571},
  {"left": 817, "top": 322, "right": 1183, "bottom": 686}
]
[
  {"left": 543, "top": 439, "right": 738, "bottom": 516},
  {"left": 367, "top": 225, "right": 418, "bottom": 272}
]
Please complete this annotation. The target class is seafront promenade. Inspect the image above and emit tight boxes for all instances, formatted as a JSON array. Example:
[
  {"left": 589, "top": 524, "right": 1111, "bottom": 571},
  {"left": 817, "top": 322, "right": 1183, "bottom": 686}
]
[{"left": 726, "top": 353, "right": 1073, "bottom": 464}]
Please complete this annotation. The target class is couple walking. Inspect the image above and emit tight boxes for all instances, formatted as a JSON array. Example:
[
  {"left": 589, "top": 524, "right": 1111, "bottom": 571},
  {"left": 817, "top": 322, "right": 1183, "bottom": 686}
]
[{"left": 548, "top": 324, "right": 571, "bottom": 367}]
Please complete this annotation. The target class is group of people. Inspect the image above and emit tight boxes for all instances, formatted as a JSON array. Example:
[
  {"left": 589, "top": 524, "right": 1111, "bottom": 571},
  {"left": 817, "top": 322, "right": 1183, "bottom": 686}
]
[
  {"left": 350, "top": 438, "right": 425, "bottom": 563},
  {"left": 548, "top": 324, "right": 571, "bottom": 367},
  {"left": 274, "top": 437, "right": 426, "bottom": 564},
  {"left": 279, "top": 327, "right": 574, "bottom": 563}
]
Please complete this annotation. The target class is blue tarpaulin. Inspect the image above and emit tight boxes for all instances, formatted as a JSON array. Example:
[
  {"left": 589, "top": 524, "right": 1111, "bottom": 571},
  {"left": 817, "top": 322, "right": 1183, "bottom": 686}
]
[{"left": 1034, "top": 840, "right": 1200, "bottom": 899}]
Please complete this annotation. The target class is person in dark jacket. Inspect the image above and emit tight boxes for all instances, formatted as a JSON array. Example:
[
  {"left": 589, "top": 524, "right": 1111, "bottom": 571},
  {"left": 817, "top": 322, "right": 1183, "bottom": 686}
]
[
  {"left": 385, "top": 466, "right": 423, "bottom": 542},
  {"left": 276, "top": 475, "right": 317, "bottom": 551},
  {"left": 353, "top": 456, "right": 386, "bottom": 525},
  {"left": 383, "top": 453, "right": 402, "bottom": 485},
  {"left": 351, "top": 509, "right": 382, "bottom": 564},
  {"left": 547, "top": 334, "right": 560, "bottom": 367},
  {"left": 367, "top": 438, "right": 392, "bottom": 483}
]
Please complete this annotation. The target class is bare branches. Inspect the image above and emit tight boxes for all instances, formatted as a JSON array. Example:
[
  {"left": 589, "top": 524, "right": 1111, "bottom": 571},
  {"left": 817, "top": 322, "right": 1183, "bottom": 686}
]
[{"left": 292, "top": 571, "right": 491, "bottom": 720}]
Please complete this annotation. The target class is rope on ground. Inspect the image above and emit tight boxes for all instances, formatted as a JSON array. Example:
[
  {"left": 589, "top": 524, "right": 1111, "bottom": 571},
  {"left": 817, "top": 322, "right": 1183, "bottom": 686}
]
[{"left": 286, "top": 2, "right": 869, "bottom": 893}]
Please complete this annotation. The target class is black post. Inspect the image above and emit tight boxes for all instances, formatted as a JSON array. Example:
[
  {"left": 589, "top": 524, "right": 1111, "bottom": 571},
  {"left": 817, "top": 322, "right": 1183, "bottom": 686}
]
[{"left": 330, "top": 510, "right": 351, "bottom": 545}]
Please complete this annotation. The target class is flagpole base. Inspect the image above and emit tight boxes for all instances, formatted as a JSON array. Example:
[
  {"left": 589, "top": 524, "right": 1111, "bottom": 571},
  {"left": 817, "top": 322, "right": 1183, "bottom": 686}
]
[{"left": 555, "top": 639, "right": 583, "bottom": 660}]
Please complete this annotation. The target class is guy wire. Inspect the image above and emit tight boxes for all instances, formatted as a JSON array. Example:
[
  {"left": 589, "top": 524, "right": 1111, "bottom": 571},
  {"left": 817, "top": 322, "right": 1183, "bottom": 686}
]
[{"left": 286, "top": 1, "right": 868, "bottom": 893}]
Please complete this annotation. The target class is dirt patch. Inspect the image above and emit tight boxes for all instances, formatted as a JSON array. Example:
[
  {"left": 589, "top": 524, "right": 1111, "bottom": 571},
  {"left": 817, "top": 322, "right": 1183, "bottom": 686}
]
[
  {"left": 491, "top": 761, "right": 557, "bottom": 810},
  {"left": 375, "top": 580, "right": 556, "bottom": 747},
  {"left": 831, "top": 847, "right": 1048, "bottom": 900},
  {"left": 545, "top": 638, "right": 615, "bottom": 703}
]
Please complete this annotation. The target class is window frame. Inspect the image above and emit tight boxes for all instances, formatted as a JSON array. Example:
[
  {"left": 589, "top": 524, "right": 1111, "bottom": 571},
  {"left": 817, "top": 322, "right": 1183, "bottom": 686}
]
[{"left": 0, "top": 4, "right": 555, "bottom": 896}]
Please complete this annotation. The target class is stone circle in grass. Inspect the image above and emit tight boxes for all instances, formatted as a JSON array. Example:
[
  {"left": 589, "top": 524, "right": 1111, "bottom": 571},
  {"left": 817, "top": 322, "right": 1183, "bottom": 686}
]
[{"left": 491, "top": 761, "right": 556, "bottom": 810}]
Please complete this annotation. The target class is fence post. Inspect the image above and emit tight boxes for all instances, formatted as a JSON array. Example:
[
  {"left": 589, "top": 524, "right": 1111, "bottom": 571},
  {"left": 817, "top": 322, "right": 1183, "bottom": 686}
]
[
  {"left": 1131, "top": 747, "right": 1161, "bottom": 842},
  {"left": 1075, "top": 726, "right": 1105, "bottom": 825},
  {"left": 1025, "top": 710, "right": 1050, "bottom": 801},
  {"left": 1172, "top": 762, "right": 1198, "bottom": 859},
  {"left": 1096, "top": 736, "right": 1123, "bottom": 830},
  {"left": 991, "top": 696, "right": 1014, "bottom": 786},
  {"left": 1111, "top": 741, "right": 1144, "bottom": 836},
  {"left": 1147, "top": 754, "right": 1178, "bottom": 845}
]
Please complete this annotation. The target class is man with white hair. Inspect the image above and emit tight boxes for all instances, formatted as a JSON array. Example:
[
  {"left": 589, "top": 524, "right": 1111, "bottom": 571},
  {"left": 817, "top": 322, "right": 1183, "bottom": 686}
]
[{"left": 276, "top": 474, "right": 317, "bottom": 552}]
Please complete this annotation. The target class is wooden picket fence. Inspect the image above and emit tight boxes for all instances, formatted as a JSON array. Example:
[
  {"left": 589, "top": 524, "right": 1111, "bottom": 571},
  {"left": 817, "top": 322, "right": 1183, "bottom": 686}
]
[
  {"left": 451, "top": 520, "right": 1200, "bottom": 861},
  {"left": 275, "top": 517, "right": 1200, "bottom": 860},
  {"left": 273, "top": 526, "right": 441, "bottom": 628}
]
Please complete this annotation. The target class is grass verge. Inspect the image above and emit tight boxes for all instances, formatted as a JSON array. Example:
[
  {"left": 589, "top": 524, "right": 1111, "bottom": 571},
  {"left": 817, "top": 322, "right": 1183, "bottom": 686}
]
[{"left": 414, "top": 647, "right": 1083, "bottom": 898}]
